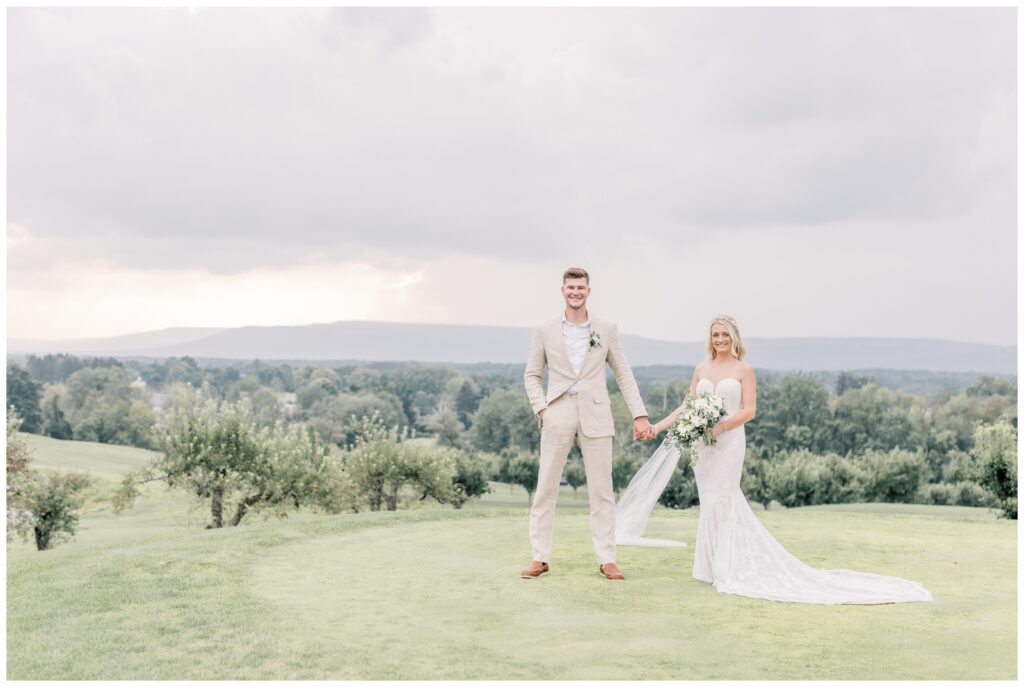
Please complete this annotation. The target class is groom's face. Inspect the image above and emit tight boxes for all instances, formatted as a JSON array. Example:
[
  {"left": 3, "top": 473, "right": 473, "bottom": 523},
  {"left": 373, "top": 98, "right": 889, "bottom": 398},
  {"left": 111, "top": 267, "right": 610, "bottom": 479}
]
[{"left": 561, "top": 277, "right": 591, "bottom": 311}]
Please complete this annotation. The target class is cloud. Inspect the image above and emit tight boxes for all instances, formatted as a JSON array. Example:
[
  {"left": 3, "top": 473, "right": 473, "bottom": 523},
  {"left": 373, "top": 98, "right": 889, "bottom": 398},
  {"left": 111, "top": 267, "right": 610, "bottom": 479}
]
[
  {"left": 7, "top": 259, "right": 427, "bottom": 339},
  {"left": 6, "top": 7, "right": 1016, "bottom": 343},
  {"left": 8, "top": 210, "right": 1014, "bottom": 344}
]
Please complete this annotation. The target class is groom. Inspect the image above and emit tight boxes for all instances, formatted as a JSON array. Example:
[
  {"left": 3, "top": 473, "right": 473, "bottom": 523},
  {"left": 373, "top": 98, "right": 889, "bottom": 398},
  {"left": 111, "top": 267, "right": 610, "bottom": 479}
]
[{"left": 521, "top": 267, "right": 652, "bottom": 581}]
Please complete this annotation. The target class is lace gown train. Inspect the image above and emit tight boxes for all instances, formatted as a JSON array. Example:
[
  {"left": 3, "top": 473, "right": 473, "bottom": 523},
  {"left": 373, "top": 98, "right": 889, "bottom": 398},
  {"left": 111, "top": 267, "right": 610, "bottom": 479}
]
[
  {"left": 690, "top": 377, "right": 932, "bottom": 604},
  {"left": 615, "top": 377, "right": 933, "bottom": 604}
]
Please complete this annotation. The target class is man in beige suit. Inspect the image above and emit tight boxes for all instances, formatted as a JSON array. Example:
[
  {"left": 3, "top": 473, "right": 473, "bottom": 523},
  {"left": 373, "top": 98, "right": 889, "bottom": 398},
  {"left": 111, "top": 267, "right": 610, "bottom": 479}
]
[{"left": 521, "top": 267, "right": 653, "bottom": 581}]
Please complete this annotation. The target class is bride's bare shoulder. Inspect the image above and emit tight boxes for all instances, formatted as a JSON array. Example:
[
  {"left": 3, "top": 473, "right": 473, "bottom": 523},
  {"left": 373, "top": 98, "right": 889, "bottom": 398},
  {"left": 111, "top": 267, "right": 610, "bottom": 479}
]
[{"left": 738, "top": 361, "right": 756, "bottom": 377}]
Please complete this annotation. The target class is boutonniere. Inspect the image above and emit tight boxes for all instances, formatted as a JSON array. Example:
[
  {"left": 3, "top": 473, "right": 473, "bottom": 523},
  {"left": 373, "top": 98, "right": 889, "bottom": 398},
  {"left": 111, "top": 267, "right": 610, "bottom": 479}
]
[{"left": 589, "top": 330, "right": 602, "bottom": 349}]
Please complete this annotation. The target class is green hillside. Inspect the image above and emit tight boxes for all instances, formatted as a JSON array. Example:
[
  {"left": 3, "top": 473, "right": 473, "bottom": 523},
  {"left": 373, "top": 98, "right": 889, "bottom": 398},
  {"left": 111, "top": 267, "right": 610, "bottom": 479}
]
[
  {"left": 6, "top": 438, "right": 1017, "bottom": 680},
  {"left": 21, "top": 434, "right": 158, "bottom": 478}
]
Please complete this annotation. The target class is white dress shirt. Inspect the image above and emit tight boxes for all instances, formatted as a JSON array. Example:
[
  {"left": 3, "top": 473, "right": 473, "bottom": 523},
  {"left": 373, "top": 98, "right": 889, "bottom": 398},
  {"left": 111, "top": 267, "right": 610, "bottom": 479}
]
[{"left": 562, "top": 315, "right": 591, "bottom": 394}]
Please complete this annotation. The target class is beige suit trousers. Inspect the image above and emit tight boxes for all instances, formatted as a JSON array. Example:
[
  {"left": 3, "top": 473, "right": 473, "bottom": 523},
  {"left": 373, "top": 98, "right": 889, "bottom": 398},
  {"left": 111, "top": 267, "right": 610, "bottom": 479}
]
[{"left": 529, "top": 394, "right": 616, "bottom": 564}]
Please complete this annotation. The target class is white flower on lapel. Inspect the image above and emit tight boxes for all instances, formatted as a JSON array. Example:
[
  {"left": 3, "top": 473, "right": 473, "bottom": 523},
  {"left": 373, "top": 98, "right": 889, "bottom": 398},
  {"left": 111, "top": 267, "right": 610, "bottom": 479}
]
[{"left": 588, "top": 330, "right": 602, "bottom": 349}]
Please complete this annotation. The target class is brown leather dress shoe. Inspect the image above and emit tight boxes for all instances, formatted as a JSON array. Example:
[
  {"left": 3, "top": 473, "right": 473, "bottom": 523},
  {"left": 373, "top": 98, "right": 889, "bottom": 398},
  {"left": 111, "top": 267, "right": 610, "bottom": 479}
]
[
  {"left": 520, "top": 561, "right": 549, "bottom": 579},
  {"left": 599, "top": 563, "right": 625, "bottom": 580}
]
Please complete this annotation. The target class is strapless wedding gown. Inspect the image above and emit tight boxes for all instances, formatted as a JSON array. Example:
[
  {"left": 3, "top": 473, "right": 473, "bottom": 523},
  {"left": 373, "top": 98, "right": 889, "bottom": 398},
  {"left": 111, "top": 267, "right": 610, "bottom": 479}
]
[
  {"left": 689, "top": 377, "right": 931, "bottom": 604},
  {"left": 614, "top": 377, "right": 932, "bottom": 604}
]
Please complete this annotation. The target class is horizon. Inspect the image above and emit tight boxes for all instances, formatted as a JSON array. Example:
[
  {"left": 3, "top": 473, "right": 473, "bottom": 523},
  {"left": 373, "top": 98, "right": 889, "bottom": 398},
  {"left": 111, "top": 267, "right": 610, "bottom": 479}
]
[{"left": 7, "top": 317, "right": 1018, "bottom": 350}]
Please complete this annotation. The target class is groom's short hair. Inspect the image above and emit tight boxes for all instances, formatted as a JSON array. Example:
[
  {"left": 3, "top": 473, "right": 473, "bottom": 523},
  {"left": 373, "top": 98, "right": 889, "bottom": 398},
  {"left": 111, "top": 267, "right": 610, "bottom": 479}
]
[{"left": 563, "top": 267, "right": 590, "bottom": 283}]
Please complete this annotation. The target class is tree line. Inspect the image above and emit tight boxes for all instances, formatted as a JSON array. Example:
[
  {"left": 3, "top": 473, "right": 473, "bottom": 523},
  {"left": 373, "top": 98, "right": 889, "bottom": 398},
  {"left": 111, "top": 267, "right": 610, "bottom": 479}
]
[
  {"left": 5, "top": 354, "right": 1018, "bottom": 552},
  {"left": 645, "top": 373, "right": 1016, "bottom": 518}
]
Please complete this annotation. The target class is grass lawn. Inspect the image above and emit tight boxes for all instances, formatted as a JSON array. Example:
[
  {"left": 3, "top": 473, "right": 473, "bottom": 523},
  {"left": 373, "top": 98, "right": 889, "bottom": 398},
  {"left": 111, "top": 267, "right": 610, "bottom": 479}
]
[{"left": 6, "top": 437, "right": 1018, "bottom": 679}]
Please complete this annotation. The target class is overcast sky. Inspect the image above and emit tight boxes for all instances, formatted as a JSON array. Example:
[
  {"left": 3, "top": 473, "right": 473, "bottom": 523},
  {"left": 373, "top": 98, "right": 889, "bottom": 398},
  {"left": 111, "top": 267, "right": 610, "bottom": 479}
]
[{"left": 7, "top": 7, "right": 1017, "bottom": 345}]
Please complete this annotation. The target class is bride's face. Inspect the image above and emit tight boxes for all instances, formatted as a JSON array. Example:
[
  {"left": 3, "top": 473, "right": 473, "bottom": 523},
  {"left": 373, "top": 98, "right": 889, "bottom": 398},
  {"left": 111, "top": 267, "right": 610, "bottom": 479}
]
[{"left": 710, "top": 324, "right": 733, "bottom": 357}]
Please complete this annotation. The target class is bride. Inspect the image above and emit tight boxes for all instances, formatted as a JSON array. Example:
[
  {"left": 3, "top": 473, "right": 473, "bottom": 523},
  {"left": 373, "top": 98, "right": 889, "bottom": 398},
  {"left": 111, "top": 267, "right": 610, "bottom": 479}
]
[{"left": 614, "top": 315, "right": 932, "bottom": 604}]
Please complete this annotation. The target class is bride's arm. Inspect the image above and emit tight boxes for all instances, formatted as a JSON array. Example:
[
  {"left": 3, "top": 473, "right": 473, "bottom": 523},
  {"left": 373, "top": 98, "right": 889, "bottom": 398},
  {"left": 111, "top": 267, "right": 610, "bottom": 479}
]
[
  {"left": 710, "top": 366, "right": 757, "bottom": 436},
  {"left": 651, "top": 366, "right": 702, "bottom": 434}
]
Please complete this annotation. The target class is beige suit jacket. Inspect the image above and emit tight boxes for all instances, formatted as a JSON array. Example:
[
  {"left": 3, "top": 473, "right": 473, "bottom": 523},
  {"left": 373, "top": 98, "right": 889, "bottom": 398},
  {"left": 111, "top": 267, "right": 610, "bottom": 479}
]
[{"left": 523, "top": 315, "right": 648, "bottom": 438}]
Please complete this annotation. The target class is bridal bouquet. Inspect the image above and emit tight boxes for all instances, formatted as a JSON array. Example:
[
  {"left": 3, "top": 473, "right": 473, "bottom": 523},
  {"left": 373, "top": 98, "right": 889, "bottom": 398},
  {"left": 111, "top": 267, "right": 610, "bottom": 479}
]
[{"left": 666, "top": 392, "right": 728, "bottom": 449}]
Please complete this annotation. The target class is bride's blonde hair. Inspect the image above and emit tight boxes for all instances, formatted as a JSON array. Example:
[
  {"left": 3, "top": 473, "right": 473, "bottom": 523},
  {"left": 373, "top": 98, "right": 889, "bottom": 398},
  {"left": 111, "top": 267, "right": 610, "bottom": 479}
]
[{"left": 706, "top": 315, "right": 746, "bottom": 360}]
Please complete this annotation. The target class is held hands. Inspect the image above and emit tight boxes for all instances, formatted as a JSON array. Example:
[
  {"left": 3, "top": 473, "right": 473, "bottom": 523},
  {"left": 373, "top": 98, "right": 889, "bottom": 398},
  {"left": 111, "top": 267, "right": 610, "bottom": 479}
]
[
  {"left": 541, "top": 411, "right": 659, "bottom": 439},
  {"left": 632, "top": 416, "right": 657, "bottom": 441}
]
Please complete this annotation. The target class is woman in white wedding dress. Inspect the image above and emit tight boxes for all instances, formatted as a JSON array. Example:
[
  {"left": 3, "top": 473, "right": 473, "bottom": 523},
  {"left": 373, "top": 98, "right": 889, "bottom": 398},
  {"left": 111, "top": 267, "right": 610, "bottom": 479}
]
[{"left": 615, "top": 315, "right": 932, "bottom": 604}]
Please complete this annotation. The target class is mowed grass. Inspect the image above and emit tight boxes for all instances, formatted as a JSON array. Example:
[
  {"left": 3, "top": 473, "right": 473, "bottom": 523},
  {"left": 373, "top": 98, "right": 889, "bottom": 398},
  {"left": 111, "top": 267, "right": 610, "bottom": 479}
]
[
  {"left": 11, "top": 434, "right": 211, "bottom": 548},
  {"left": 22, "top": 433, "right": 159, "bottom": 479},
  {"left": 6, "top": 437, "right": 1018, "bottom": 679}
]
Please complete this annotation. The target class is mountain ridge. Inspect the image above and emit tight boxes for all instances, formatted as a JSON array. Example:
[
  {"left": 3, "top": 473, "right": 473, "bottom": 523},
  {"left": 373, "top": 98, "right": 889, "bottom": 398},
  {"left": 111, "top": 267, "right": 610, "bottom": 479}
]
[{"left": 8, "top": 320, "right": 1017, "bottom": 374}]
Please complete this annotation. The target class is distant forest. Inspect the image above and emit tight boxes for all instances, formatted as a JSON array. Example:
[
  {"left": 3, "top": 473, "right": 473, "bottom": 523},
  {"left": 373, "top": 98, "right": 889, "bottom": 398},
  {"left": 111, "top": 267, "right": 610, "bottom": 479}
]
[
  {"left": 6, "top": 352, "right": 1018, "bottom": 519},
  {"left": 7, "top": 352, "right": 1012, "bottom": 397}
]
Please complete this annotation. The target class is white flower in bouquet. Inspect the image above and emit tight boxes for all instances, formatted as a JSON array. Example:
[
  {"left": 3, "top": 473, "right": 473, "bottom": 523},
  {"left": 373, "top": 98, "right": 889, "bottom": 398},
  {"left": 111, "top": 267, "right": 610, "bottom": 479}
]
[{"left": 666, "top": 392, "right": 729, "bottom": 459}]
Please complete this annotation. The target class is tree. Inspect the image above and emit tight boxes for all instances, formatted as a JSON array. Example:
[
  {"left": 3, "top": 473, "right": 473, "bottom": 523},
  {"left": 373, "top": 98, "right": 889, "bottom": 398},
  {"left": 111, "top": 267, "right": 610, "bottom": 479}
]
[
  {"left": 858, "top": 449, "right": 928, "bottom": 503},
  {"left": 116, "top": 384, "right": 339, "bottom": 527},
  {"left": 423, "top": 400, "right": 465, "bottom": 448},
  {"left": 610, "top": 393, "right": 644, "bottom": 457},
  {"left": 65, "top": 366, "right": 158, "bottom": 448},
  {"left": 915, "top": 481, "right": 994, "bottom": 507},
  {"left": 307, "top": 391, "right": 406, "bottom": 447},
  {"left": 296, "top": 370, "right": 340, "bottom": 410},
  {"left": 931, "top": 384, "right": 1018, "bottom": 454},
  {"left": 207, "top": 366, "right": 242, "bottom": 394},
  {"left": 768, "top": 450, "right": 825, "bottom": 508},
  {"left": 611, "top": 453, "right": 641, "bottom": 495},
  {"left": 748, "top": 375, "right": 830, "bottom": 455},
  {"left": 968, "top": 422, "right": 1017, "bottom": 519},
  {"left": 340, "top": 366, "right": 384, "bottom": 393},
  {"left": 137, "top": 356, "right": 205, "bottom": 389},
  {"left": 763, "top": 450, "right": 871, "bottom": 508},
  {"left": 343, "top": 420, "right": 406, "bottom": 511},
  {"left": 399, "top": 441, "right": 458, "bottom": 510},
  {"left": 965, "top": 376, "right": 1017, "bottom": 399},
  {"left": 643, "top": 379, "right": 692, "bottom": 432},
  {"left": 224, "top": 374, "right": 263, "bottom": 400},
  {"left": 7, "top": 409, "right": 91, "bottom": 550},
  {"left": 449, "top": 451, "right": 491, "bottom": 509},
  {"left": 40, "top": 389, "right": 73, "bottom": 440},
  {"left": 826, "top": 384, "right": 925, "bottom": 455},
  {"left": 835, "top": 372, "right": 871, "bottom": 396},
  {"left": 119, "top": 399, "right": 158, "bottom": 448},
  {"left": 816, "top": 454, "right": 868, "bottom": 505},
  {"left": 741, "top": 450, "right": 773, "bottom": 510},
  {"left": 231, "top": 386, "right": 284, "bottom": 428},
  {"left": 224, "top": 372, "right": 284, "bottom": 427},
  {"left": 26, "top": 353, "right": 123, "bottom": 384},
  {"left": 342, "top": 415, "right": 456, "bottom": 511},
  {"left": 233, "top": 423, "right": 344, "bottom": 525},
  {"left": 7, "top": 410, "right": 33, "bottom": 536},
  {"left": 564, "top": 456, "right": 587, "bottom": 499},
  {"left": 449, "top": 377, "right": 482, "bottom": 428},
  {"left": 139, "top": 360, "right": 170, "bottom": 388},
  {"left": 502, "top": 450, "right": 540, "bottom": 504},
  {"left": 18, "top": 471, "right": 92, "bottom": 550},
  {"left": 384, "top": 364, "right": 457, "bottom": 427},
  {"left": 658, "top": 466, "right": 699, "bottom": 510},
  {"left": 144, "top": 386, "right": 259, "bottom": 527},
  {"left": 164, "top": 356, "right": 205, "bottom": 388},
  {"left": 7, "top": 363, "right": 42, "bottom": 433},
  {"left": 253, "top": 363, "right": 296, "bottom": 392},
  {"left": 469, "top": 387, "right": 540, "bottom": 454}
]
